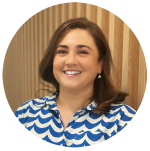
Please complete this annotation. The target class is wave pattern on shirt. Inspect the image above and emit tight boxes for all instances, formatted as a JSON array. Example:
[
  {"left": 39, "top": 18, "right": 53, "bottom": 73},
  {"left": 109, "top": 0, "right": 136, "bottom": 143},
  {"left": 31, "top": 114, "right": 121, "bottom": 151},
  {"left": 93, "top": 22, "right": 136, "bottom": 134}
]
[{"left": 14, "top": 93, "right": 136, "bottom": 147}]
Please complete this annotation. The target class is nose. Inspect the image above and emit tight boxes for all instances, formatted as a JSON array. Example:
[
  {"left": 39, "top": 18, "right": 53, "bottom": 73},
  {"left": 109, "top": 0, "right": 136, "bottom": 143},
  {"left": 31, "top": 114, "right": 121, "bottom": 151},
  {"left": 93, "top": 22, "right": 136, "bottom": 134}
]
[{"left": 65, "top": 53, "right": 77, "bottom": 66}]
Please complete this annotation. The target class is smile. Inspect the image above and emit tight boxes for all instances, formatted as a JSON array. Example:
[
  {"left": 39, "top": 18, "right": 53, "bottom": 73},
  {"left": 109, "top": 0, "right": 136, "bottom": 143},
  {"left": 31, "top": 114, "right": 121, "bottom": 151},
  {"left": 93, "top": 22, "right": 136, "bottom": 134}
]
[
  {"left": 63, "top": 72, "right": 81, "bottom": 77},
  {"left": 63, "top": 71, "right": 81, "bottom": 75}
]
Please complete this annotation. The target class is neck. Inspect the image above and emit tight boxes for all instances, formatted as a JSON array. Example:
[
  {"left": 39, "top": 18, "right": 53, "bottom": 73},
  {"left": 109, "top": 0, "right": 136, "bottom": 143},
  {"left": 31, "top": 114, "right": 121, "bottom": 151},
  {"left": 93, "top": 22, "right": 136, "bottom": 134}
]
[{"left": 56, "top": 86, "right": 93, "bottom": 114}]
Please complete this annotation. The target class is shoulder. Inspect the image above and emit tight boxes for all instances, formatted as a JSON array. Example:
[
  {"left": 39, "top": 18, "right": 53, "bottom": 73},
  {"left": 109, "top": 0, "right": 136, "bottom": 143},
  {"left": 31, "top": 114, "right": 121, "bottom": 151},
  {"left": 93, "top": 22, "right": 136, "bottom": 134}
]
[
  {"left": 14, "top": 96, "right": 45, "bottom": 113},
  {"left": 109, "top": 103, "right": 136, "bottom": 132},
  {"left": 110, "top": 103, "right": 136, "bottom": 116},
  {"left": 14, "top": 93, "right": 57, "bottom": 119}
]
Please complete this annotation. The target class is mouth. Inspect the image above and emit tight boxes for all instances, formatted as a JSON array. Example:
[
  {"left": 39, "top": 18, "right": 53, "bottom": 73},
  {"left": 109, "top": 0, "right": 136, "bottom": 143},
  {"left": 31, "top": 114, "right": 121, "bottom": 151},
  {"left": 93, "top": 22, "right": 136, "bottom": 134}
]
[
  {"left": 63, "top": 71, "right": 82, "bottom": 77},
  {"left": 63, "top": 70, "right": 81, "bottom": 75}
]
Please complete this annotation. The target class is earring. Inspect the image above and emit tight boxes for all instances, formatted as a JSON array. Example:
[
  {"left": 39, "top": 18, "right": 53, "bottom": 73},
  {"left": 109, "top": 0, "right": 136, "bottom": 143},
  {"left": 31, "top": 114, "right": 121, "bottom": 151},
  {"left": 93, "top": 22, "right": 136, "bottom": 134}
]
[{"left": 98, "top": 74, "right": 101, "bottom": 78}]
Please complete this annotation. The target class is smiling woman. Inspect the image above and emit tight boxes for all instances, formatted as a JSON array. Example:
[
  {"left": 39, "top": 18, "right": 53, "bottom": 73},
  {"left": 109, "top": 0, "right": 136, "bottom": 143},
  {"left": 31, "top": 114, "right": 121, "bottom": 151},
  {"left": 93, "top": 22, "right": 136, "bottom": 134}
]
[
  {"left": 14, "top": 17, "right": 136, "bottom": 147},
  {"left": 38, "top": 18, "right": 128, "bottom": 112},
  {"left": 53, "top": 28, "right": 103, "bottom": 128}
]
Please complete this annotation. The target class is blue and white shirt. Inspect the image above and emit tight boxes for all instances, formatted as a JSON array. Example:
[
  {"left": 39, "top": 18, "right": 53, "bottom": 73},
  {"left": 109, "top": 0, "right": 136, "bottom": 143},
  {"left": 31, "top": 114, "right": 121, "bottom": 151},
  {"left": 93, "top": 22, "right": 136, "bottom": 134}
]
[{"left": 14, "top": 93, "right": 136, "bottom": 147}]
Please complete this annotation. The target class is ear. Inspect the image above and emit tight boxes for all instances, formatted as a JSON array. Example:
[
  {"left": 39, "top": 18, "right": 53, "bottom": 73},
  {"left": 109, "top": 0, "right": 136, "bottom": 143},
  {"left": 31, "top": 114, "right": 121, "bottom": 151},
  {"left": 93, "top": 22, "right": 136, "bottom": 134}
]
[{"left": 97, "top": 60, "right": 103, "bottom": 74}]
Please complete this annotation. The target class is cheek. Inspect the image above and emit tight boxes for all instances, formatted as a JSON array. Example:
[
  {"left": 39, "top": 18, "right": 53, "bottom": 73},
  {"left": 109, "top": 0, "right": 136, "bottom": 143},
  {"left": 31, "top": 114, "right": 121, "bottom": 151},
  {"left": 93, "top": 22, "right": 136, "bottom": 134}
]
[
  {"left": 84, "top": 57, "right": 99, "bottom": 69},
  {"left": 53, "top": 57, "right": 60, "bottom": 69},
  {"left": 53, "top": 58, "right": 59, "bottom": 74},
  {"left": 53, "top": 57, "right": 64, "bottom": 76}
]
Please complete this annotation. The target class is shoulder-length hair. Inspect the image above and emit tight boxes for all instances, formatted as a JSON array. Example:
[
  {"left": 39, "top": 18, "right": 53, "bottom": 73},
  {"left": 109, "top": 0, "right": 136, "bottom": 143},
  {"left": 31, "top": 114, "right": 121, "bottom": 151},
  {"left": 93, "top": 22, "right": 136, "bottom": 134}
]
[{"left": 39, "top": 17, "right": 128, "bottom": 114}]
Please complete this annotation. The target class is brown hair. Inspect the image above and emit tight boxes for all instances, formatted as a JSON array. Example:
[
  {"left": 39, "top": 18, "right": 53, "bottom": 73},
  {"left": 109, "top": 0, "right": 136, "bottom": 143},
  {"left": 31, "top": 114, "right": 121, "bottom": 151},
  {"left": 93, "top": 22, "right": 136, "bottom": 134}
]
[{"left": 39, "top": 17, "right": 128, "bottom": 113}]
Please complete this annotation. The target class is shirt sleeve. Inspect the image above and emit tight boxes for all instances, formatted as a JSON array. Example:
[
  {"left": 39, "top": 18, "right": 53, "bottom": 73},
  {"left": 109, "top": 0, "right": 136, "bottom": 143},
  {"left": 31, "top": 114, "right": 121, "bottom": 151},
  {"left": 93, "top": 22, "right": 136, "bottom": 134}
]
[
  {"left": 14, "top": 100, "right": 32, "bottom": 127},
  {"left": 117, "top": 104, "right": 136, "bottom": 132}
]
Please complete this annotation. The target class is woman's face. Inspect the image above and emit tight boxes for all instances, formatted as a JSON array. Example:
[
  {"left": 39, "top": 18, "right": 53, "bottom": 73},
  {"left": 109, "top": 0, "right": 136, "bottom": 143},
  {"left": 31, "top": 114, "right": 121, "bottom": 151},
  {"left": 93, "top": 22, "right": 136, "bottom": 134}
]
[{"left": 53, "top": 28, "right": 102, "bottom": 91}]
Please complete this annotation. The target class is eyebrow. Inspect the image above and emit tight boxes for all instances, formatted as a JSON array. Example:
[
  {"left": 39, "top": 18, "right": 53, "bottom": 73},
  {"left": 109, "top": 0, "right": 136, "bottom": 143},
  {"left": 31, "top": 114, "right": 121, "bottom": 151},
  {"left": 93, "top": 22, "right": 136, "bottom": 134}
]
[{"left": 57, "top": 45, "right": 92, "bottom": 50}]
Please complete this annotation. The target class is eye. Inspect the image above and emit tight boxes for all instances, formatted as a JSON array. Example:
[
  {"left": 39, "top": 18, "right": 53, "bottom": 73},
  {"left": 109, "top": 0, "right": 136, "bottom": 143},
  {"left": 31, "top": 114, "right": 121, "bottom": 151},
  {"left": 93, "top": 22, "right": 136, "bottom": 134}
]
[
  {"left": 81, "top": 51, "right": 88, "bottom": 54},
  {"left": 57, "top": 50, "right": 88, "bottom": 54},
  {"left": 58, "top": 50, "right": 65, "bottom": 53}
]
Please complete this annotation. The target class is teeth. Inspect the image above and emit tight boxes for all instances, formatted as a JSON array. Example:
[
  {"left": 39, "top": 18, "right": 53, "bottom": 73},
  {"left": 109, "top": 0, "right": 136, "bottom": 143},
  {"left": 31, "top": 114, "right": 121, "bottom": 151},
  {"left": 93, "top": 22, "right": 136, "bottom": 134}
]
[{"left": 64, "top": 71, "right": 81, "bottom": 74}]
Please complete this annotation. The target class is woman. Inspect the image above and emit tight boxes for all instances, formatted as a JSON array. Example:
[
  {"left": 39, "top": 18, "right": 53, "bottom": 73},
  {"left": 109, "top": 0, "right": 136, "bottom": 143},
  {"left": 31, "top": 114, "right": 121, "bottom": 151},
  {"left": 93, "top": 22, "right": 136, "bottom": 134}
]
[{"left": 15, "top": 17, "right": 136, "bottom": 147}]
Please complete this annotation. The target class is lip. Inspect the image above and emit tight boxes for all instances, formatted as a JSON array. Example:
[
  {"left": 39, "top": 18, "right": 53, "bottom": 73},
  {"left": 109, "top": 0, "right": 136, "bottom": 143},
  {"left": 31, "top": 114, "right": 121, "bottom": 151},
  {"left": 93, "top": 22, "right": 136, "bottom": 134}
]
[
  {"left": 63, "top": 70, "right": 82, "bottom": 73},
  {"left": 63, "top": 70, "right": 81, "bottom": 77}
]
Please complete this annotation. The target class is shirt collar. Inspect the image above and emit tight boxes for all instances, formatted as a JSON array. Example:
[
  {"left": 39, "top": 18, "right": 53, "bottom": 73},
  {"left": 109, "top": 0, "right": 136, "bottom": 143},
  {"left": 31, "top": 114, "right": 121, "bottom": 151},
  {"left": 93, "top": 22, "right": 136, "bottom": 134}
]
[{"left": 34, "top": 92, "right": 97, "bottom": 112}]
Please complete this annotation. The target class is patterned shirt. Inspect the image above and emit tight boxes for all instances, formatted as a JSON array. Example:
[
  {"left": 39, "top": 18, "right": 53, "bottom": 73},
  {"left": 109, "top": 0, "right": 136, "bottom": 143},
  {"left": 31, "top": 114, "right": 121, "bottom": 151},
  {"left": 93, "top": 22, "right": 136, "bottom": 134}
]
[{"left": 14, "top": 92, "right": 136, "bottom": 147}]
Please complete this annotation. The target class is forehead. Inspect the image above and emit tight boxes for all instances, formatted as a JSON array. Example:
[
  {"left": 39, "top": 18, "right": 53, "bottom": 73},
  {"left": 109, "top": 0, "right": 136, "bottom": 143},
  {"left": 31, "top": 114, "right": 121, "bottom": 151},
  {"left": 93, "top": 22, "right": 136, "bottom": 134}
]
[{"left": 58, "top": 28, "right": 95, "bottom": 45}]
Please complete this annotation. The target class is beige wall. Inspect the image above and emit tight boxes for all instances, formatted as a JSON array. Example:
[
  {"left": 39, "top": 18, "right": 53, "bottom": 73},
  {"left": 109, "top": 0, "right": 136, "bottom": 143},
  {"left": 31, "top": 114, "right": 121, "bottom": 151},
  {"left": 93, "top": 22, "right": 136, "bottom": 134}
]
[{"left": 3, "top": 2, "right": 147, "bottom": 112}]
